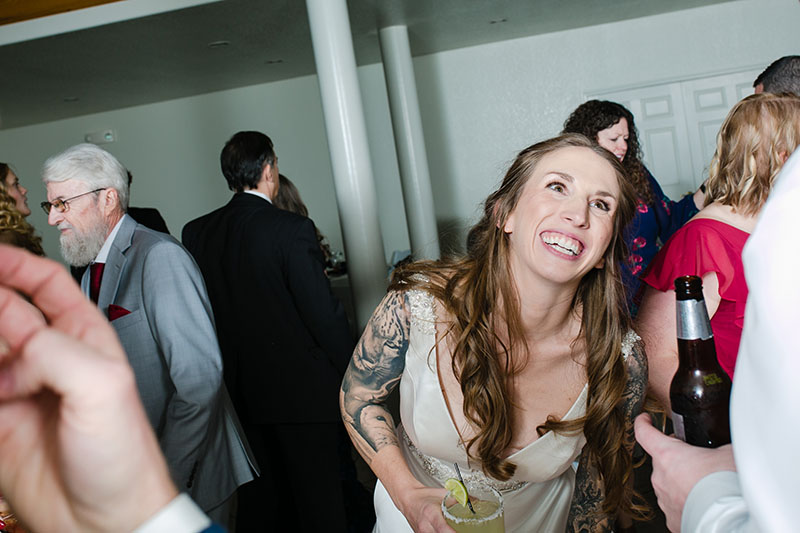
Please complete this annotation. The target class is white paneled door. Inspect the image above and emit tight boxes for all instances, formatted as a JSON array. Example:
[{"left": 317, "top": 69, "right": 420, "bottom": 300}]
[{"left": 590, "top": 69, "right": 759, "bottom": 200}]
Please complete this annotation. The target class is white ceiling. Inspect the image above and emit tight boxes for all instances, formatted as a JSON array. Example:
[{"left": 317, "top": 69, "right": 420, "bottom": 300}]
[{"left": 0, "top": 0, "right": 736, "bottom": 130}]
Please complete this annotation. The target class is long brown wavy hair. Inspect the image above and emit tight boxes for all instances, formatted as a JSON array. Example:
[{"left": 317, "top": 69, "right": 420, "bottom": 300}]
[
  {"left": 392, "top": 134, "right": 638, "bottom": 516},
  {"left": 0, "top": 163, "right": 44, "bottom": 256},
  {"left": 706, "top": 92, "right": 800, "bottom": 216},
  {"left": 563, "top": 100, "right": 654, "bottom": 205}
]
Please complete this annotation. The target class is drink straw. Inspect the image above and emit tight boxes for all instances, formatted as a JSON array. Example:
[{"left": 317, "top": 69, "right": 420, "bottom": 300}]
[{"left": 454, "top": 463, "right": 476, "bottom": 514}]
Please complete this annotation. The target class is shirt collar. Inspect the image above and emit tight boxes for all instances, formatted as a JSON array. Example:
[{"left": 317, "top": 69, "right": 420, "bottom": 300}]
[
  {"left": 94, "top": 214, "right": 127, "bottom": 263},
  {"left": 243, "top": 190, "right": 272, "bottom": 204}
]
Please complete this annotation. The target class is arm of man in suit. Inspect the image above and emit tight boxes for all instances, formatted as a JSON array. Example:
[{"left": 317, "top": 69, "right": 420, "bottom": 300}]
[
  {"left": 284, "top": 218, "right": 354, "bottom": 374},
  {"left": 140, "top": 240, "right": 224, "bottom": 495}
]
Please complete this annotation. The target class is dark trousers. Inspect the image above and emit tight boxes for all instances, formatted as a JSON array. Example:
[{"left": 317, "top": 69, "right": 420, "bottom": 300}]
[{"left": 236, "top": 422, "right": 350, "bottom": 532}]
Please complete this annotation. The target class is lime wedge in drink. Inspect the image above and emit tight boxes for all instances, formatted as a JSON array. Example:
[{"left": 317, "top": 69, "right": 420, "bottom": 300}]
[{"left": 444, "top": 478, "right": 469, "bottom": 507}]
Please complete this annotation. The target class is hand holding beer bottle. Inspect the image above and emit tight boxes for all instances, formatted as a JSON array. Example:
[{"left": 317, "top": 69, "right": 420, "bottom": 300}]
[{"left": 669, "top": 275, "right": 732, "bottom": 448}]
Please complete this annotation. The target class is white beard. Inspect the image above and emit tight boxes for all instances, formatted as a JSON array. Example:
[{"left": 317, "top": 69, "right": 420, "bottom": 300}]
[{"left": 59, "top": 221, "right": 109, "bottom": 267}]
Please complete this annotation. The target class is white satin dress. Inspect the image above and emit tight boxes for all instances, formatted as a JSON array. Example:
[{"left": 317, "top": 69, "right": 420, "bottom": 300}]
[{"left": 373, "top": 288, "right": 638, "bottom": 532}]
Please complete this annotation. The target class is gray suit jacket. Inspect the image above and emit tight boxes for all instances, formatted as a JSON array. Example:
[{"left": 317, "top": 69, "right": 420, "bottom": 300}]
[{"left": 82, "top": 215, "right": 257, "bottom": 510}]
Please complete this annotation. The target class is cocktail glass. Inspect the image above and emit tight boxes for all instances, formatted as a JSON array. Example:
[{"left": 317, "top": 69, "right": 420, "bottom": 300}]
[{"left": 441, "top": 483, "right": 504, "bottom": 533}]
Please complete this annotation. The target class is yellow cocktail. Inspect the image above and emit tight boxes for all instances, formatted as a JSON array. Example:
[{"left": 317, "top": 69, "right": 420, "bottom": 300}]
[{"left": 441, "top": 484, "right": 504, "bottom": 533}]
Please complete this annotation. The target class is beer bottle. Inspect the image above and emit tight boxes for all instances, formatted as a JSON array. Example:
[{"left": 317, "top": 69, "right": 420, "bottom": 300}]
[{"left": 669, "top": 275, "right": 732, "bottom": 448}]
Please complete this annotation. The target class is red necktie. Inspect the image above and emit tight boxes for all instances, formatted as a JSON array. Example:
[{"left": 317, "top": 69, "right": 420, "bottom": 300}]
[{"left": 90, "top": 262, "right": 105, "bottom": 304}]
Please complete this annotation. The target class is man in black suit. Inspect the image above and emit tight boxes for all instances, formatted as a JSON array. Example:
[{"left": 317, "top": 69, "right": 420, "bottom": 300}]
[{"left": 182, "top": 131, "right": 356, "bottom": 532}]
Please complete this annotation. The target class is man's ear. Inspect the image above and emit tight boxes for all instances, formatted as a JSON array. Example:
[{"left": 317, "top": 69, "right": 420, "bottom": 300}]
[
  {"left": 262, "top": 163, "right": 275, "bottom": 184},
  {"left": 103, "top": 188, "right": 120, "bottom": 213},
  {"left": 261, "top": 163, "right": 280, "bottom": 200}
]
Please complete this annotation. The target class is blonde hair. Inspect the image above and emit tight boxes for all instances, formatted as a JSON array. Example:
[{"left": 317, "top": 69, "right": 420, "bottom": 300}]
[
  {"left": 393, "top": 134, "right": 640, "bottom": 517},
  {"left": 706, "top": 92, "right": 800, "bottom": 216},
  {"left": 0, "top": 163, "right": 44, "bottom": 256}
]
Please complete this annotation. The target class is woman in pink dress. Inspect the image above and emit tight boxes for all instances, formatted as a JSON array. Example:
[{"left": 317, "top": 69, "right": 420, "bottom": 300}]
[{"left": 636, "top": 93, "right": 800, "bottom": 410}]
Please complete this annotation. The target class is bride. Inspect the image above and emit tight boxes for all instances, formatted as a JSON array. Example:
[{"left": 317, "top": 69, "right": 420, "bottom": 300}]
[{"left": 341, "top": 134, "right": 648, "bottom": 532}]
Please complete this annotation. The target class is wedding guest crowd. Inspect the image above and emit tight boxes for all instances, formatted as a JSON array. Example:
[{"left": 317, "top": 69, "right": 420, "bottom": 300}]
[{"left": 1, "top": 55, "right": 798, "bottom": 533}]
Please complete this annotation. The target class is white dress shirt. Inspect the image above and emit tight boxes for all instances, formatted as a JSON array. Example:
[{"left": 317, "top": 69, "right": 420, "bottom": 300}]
[
  {"left": 243, "top": 189, "right": 271, "bottom": 203},
  {"left": 133, "top": 493, "right": 211, "bottom": 533}
]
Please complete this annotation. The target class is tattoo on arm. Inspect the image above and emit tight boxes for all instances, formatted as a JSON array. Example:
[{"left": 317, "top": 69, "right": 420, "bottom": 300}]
[
  {"left": 623, "top": 340, "right": 648, "bottom": 453},
  {"left": 340, "top": 291, "right": 410, "bottom": 464},
  {"left": 567, "top": 451, "right": 612, "bottom": 533},
  {"left": 567, "top": 340, "right": 649, "bottom": 532}
]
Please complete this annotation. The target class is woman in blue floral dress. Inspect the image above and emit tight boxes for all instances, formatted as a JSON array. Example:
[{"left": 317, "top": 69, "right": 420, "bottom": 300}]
[{"left": 563, "top": 100, "right": 705, "bottom": 314}]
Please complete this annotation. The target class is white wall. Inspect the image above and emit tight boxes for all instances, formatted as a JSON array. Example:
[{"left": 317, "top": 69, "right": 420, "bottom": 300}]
[
  {"left": 412, "top": 0, "right": 800, "bottom": 246},
  {"left": 2, "top": 0, "right": 797, "bottom": 261}
]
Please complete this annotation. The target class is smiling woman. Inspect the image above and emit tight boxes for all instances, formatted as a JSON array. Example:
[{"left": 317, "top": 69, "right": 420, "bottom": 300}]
[
  {"left": 501, "top": 146, "right": 619, "bottom": 289},
  {"left": 340, "top": 134, "right": 651, "bottom": 532}
]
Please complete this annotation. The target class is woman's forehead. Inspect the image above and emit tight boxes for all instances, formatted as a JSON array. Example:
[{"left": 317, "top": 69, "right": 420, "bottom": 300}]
[{"left": 525, "top": 147, "right": 619, "bottom": 191}]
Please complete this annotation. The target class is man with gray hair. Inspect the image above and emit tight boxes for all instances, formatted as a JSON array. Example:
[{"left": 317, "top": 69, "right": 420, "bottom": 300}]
[
  {"left": 41, "top": 143, "right": 257, "bottom": 525},
  {"left": 753, "top": 55, "right": 800, "bottom": 96}
]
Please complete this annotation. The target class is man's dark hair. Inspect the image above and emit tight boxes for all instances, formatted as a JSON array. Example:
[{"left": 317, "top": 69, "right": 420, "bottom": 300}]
[
  {"left": 754, "top": 56, "right": 800, "bottom": 96},
  {"left": 220, "top": 131, "right": 276, "bottom": 192}
]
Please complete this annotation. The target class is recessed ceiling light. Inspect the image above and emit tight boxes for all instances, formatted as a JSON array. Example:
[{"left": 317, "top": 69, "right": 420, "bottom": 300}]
[
  {"left": 490, "top": 18, "right": 508, "bottom": 24},
  {"left": 63, "top": 96, "right": 79, "bottom": 102},
  {"left": 265, "top": 59, "right": 284, "bottom": 64},
  {"left": 208, "top": 40, "right": 230, "bottom": 48}
]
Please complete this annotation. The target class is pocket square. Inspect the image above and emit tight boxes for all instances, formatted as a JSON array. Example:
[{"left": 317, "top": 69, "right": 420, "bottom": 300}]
[{"left": 108, "top": 304, "right": 131, "bottom": 321}]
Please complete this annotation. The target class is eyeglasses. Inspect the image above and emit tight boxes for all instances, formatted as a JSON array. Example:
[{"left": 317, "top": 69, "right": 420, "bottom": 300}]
[{"left": 41, "top": 188, "right": 105, "bottom": 215}]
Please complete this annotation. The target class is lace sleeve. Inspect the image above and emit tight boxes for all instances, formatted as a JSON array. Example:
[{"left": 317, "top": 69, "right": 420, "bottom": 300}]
[
  {"left": 621, "top": 330, "right": 641, "bottom": 361},
  {"left": 406, "top": 289, "right": 436, "bottom": 336}
]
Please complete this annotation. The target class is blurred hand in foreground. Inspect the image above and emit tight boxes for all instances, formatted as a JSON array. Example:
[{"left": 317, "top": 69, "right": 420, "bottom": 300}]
[{"left": 0, "top": 244, "right": 177, "bottom": 532}]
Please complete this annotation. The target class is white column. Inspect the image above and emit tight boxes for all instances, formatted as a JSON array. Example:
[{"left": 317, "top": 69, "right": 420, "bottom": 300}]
[
  {"left": 306, "top": 0, "right": 388, "bottom": 330},
  {"left": 379, "top": 25, "right": 440, "bottom": 261}
]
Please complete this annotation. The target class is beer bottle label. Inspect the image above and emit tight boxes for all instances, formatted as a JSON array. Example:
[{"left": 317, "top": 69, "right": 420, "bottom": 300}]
[
  {"left": 671, "top": 411, "right": 687, "bottom": 441},
  {"left": 676, "top": 300, "right": 713, "bottom": 340},
  {"left": 702, "top": 373, "right": 724, "bottom": 386}
]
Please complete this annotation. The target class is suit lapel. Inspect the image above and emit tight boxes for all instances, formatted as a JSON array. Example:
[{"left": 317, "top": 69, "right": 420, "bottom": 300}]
[{"left": 98, "top": 216, "right": 136, "bottom": 312}]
